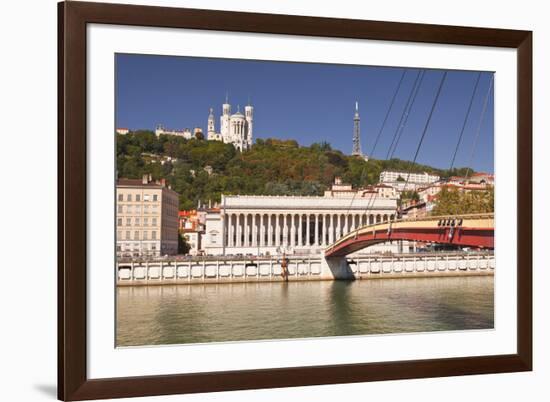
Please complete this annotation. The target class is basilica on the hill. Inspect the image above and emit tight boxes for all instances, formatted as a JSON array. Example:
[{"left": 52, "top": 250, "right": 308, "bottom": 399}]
[{"left": 207, "top": 97, "right": 253, "bottom": 151}]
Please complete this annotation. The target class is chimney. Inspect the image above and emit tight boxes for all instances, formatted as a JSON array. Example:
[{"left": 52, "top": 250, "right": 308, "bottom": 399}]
[{"left": 142, "top": 174, "right": 148, "bottom": 184}]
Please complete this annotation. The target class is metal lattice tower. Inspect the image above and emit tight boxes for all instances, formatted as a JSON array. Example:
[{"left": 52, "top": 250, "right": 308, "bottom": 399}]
[{"left": 352, "top": 101, "right": 362, "bottom": 156}]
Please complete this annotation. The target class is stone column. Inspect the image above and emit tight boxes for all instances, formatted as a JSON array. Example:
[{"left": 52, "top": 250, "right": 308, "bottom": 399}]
[
  {"left": 328, "top": 214, "right": 334, "bottom": 244},
  {"left": 314, "top": 214, "right": 319, "bottom": 245},
  {"left": 222, "top": 213, "right": 226, "bottom": 249},
  {"left": 283, "top": 214, "right": 288, "bottom": 246},
  {"left": 236, "top": 214, "right": 242, "bottom": 247},
  {"left": 306, "top": 214, "right": 310, "bottom": 246},
  {"left": 344, "top": 214, "right": 348, "bottom": 235},
  {"left": 260, "top": 215, "right": 265, "bottom": 247},
  {"left": 227, "top": 214, "right": 232, "bottom": 247},
  {"left": 231, "top": 214, "right": 236, "bottom": 247},
  {"left": 252, "top": 214, "right": 258, "bottom": 247},
  {"left": 275, "top": 214, "right": 281, "bottom": 247},
  {"left": 298, "top": 214, "right": 303, "bottom": 246},
  {"left": 290, "top": 215, "right": 296, "bottom": 247},
  {"left": 244, "top": 214, "right": 250, "bottom": 247},
  {"left": 268, "top": 215, "right": 273, "bottom": 246},
  {"left": 321, "top": 215, "right": 326, "bottom": 246}
]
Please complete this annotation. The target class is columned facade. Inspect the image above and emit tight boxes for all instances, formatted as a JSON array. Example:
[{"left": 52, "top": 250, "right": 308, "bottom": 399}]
[{"left": 202, "top": 195, "right": 398, "bottom": 256}]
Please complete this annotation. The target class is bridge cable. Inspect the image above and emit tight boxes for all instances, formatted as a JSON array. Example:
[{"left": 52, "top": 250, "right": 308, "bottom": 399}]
[
  {"left": 369, "top": 68, "right": 407, "bottom": 157},
  {"left": 360, "top": 70, "right": 421, "bottom": 223},
  {"left": 448, "top": 72, "right": 482, "bottom": 173},
  {"left": 398, "top": 70, "right": 448, "bottom": 217},
  {"left": 361, "top": 70, "right": 445, "bottom": 222},
  {"left": 388, "top": 70, "right": 426, "bottom": 161},
  {"left": 339, "top": 69, "right": 408, "bottom": 242},
  {"left": 360, "top": 69, "right": 429, "bottom": 231},
  {"left": 464, "top": 75, "right": 494, "bottom": 180},
  {"left": 386, "top": 70, "right": 423, "bottom": 160}
]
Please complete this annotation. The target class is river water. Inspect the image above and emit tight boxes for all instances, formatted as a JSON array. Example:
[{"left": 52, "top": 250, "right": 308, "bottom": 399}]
[{"left": 116, "top": 276, "right": 494, "bottom": 346}]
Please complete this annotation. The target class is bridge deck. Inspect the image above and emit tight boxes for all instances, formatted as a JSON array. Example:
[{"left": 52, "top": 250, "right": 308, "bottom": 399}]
[{"left": 325, "top": 213, "right": 494, "bottom": 257}]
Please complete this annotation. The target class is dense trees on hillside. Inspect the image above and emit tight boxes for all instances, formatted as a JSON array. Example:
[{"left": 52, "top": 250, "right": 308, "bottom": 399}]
[
  {"left": 431, "top": 187, "right": 494, "bottom": 215},
  {"left": 116, "top": 131, "right": 477, "bottom": 210}
]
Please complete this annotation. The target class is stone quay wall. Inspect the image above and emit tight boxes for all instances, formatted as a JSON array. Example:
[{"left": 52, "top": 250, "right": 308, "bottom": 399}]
[{"left": 116, "top": 252, "right": 494, "bottom": 286}]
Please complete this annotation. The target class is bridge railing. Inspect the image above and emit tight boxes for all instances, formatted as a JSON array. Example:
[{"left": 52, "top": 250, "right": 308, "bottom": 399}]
[
  {"left": 326, "top": 212, "right": 494, "bottom": 251},
  {"left": 391, "top": 212, "right": 494, "bottom": 225}
]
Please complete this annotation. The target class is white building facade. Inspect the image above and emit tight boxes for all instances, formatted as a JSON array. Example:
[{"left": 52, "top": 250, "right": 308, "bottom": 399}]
[
  {"left": 155, "top": 125, "right": 193, "bottom": 139},
  {"left": 203, "top": 194, "right": 398, "bottom": 256},
  {"left": 380, "top": 170, "right": 440, "bottom": 184},
  {"left": 379, "top": 170, "right": 440, "bottom": 192},
  {"left": 207, "top": 100, "right": 253, "bottom": 151}
]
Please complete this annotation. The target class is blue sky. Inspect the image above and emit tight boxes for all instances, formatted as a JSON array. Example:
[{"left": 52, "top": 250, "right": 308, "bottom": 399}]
[{"left": 116, "top": 54, "right": 494, "bottom": 173}]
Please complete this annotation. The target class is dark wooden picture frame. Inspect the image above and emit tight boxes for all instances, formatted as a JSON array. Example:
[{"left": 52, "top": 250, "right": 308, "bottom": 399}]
[{"left": 58, "top": 1, "right": 532, "bottom": 400}]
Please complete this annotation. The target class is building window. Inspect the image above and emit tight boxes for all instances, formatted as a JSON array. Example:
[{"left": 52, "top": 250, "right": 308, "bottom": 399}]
[
  {"left": 144, "top": 218, "right": 148, "bottom": 226},
  {"left": 152, "top": 231, "right": 157, "bottom": 240},
  {"left": 118, "top": 194, "right": 123, "bottom": 201},
  {"left": 134, "top": 231, "right": 139, "bottom": 240},
  {"left": 136, "top": 194, "right": 141, "bottom": 202},
  {"left": 117, "top": 205, "right": 122, "bottom": 213},
  {"left": 143, "top": 231, "right": 148, "bottom": 240},
  {"left": 117, "top": 218, "right": 122, "bottom": 226},
  {"left": 135, "top": 217, "right": 140, "bottom": 226},
  {"left": 153, "top": 194, "right": 158, "bottom": 202},
  {"left": 152, "top": 217, "right": 157, "bottom": 226},
  {"left": 126, "top": 218, "right": 131, "bottom": 226},
  {"left": 127, "top": 194, "right": 132, "bottom": 202},
  {"left": 125, "top": 231, "right": 130, "bottom": 240}
]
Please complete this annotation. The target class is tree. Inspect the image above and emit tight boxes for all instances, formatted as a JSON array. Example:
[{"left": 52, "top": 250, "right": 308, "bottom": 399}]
[
  {"left": 178, "top": 234, "right": 191, "bottom": 255},
  {"left": 431, "top": 187, "right": 494, "bottom": 215},
  {"left": 401, "top": 190, "right": 420, "bottom": 202},
  {"left": 116, "top": 130, "right": 484, "bottom": 211}
]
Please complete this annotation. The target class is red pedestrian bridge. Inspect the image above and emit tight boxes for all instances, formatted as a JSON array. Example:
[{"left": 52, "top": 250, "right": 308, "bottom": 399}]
[{"left": 325, "top": 213, "right": 494, "bottom": 257}]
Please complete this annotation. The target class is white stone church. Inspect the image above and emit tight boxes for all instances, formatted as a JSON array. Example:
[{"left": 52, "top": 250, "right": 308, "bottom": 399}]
[{"left": 207, "top": 98, "right": 253, "bottom": 151}]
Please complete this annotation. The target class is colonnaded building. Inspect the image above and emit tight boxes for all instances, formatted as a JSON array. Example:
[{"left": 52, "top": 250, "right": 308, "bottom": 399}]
[{"left": 202, "top": 179, "right": 400, "bottom": 256}]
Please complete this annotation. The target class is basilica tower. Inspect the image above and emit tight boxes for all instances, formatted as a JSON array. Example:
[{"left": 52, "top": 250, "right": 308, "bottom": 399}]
[
  {"left": 220, "top": 94, "right": 231, "bottom": 143},
  {"left": 207, "top": 107, "right": 215, "bottom": 138},
  {"left": 244, "top": 104, "right": 253, "bottom": 148}
]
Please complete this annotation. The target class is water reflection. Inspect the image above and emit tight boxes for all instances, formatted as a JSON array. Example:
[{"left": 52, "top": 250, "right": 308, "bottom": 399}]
[{"left": 116, "top": 276, "right": 494, "bottom": 346}]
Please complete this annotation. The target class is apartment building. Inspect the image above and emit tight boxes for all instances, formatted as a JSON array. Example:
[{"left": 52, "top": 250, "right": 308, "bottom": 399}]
[{"left": 116, "top": 175, "right": 180, "bottom": 258}]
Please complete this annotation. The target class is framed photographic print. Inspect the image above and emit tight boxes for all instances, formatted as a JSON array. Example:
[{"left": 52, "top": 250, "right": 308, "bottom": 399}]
[{"left": 58, "top": 1, "right": 532, "bottom": 400}]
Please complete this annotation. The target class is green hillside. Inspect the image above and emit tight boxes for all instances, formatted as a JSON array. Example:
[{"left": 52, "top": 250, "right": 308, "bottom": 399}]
[{"left": 117, "top": 131, "right": 474, "bottom": 210}]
